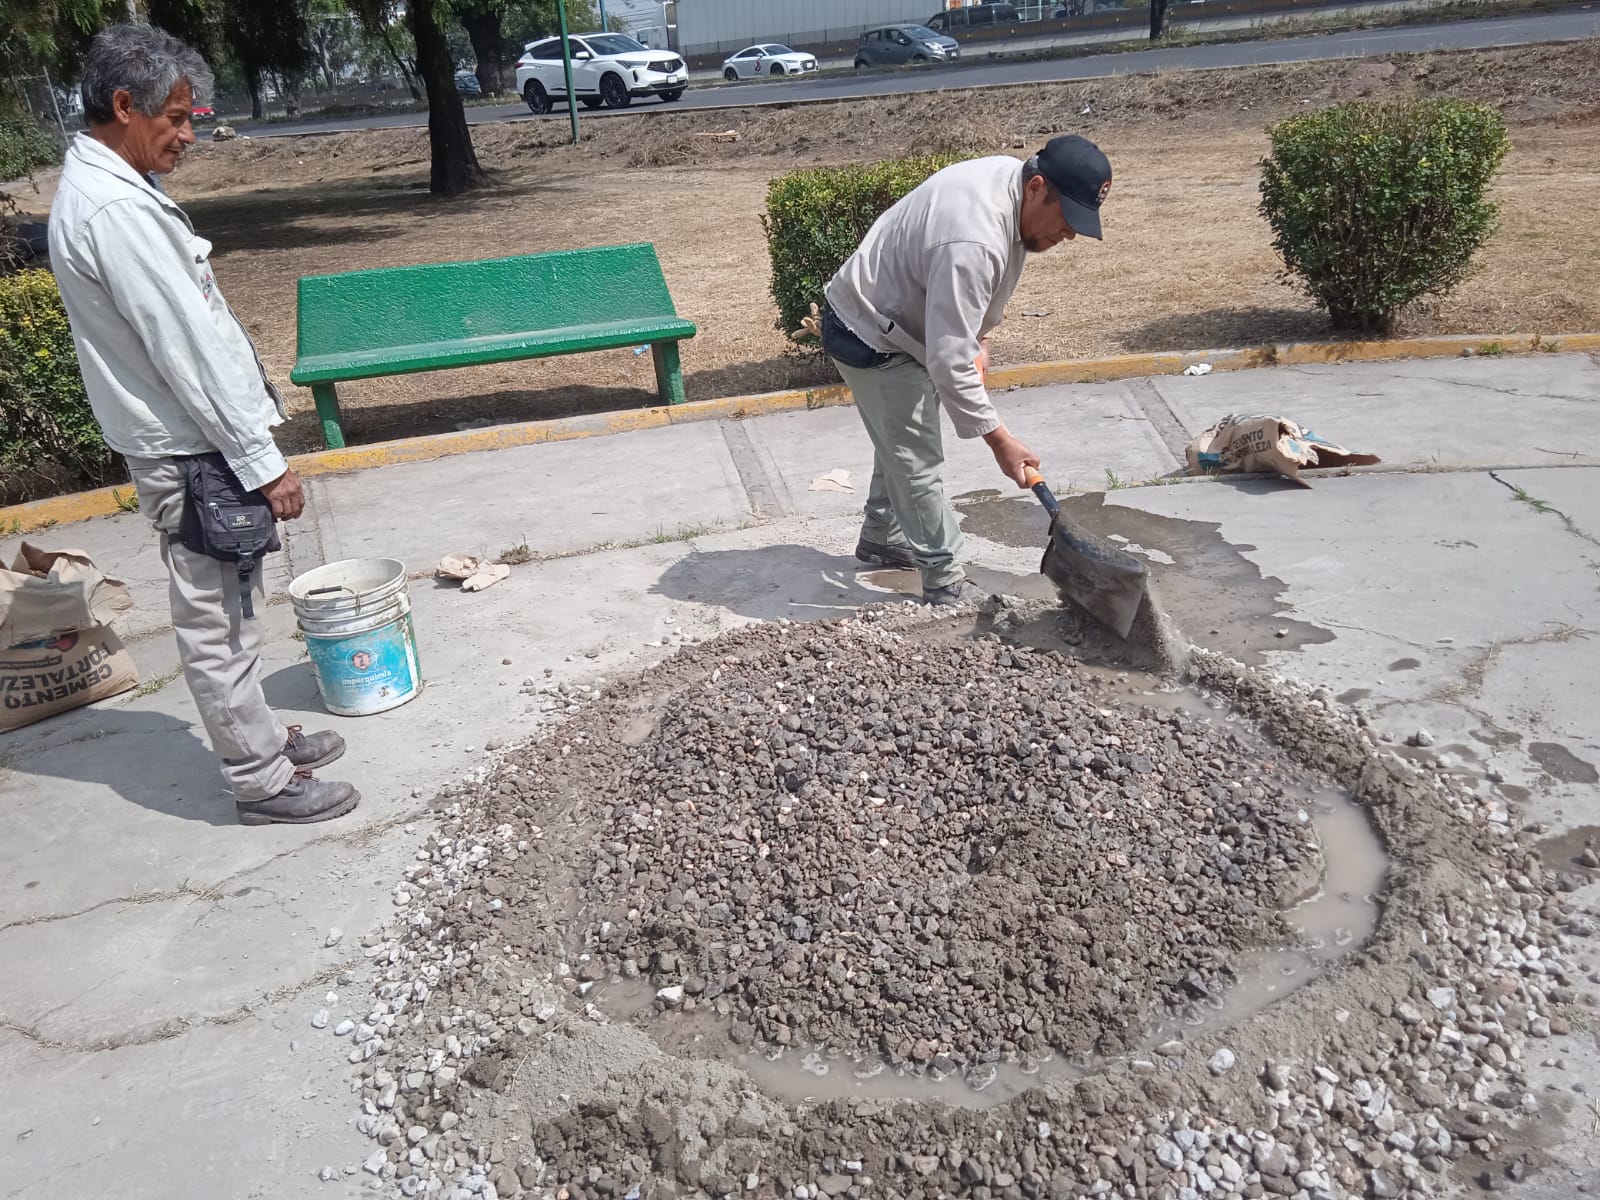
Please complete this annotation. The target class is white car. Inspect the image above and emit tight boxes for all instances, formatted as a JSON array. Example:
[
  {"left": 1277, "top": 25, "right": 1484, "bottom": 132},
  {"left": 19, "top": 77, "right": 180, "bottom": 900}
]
[
  {"left": 720, "top": 44, "right": 819, "bottom": 82},
  {"left": 515, "top": 33, "right": 687, "bottom": 112}
]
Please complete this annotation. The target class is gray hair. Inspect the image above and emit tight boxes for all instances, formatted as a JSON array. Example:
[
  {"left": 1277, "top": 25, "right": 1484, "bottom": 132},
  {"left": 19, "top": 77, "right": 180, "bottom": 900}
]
[
  {"left": 81, "top": 24, "right": 214, "bottom": 125},
  {"left": 1021, "top": 155, "right": 1057, "bottom": 197}
]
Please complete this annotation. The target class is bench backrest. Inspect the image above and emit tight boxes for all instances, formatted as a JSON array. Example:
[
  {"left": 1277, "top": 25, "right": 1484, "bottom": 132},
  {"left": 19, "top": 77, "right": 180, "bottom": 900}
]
[{"left": 295, "top": 243, "right": 678, "bottom": 356}]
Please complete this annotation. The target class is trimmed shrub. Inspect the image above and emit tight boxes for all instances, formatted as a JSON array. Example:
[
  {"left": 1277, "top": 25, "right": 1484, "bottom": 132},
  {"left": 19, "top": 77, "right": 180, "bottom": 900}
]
[
  {"left": 0, "top": 269, "right": 124, "bottom": 505},
  {"left": 762, "top": 152, "right": 968, "bottom": 341},
  {"left": 1259, "top": 98, "right": 1510, "bottom": 334},
  {"left": 0, "top": 115, "right": 63, "bottom": 182}
]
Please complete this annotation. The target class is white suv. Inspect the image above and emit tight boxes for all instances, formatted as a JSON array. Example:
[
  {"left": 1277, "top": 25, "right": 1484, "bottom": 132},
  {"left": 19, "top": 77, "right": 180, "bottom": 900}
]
[{"left": 515, "top": 33, "right": 688, "bottom": 112}]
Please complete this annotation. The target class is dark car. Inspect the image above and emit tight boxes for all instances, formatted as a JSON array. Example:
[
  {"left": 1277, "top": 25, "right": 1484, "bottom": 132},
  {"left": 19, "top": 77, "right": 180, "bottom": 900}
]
[
  {"left": 925, "top": 3, "right": 1021, "bottom": 33},
  {"left": 855, "top": 23, "right": 961, "bottom": 68}
]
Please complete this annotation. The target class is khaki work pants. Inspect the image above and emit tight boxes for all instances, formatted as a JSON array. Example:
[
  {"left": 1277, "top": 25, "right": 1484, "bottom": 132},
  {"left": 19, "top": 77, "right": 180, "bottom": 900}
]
[
  {"left": 832, "top": 355, "right": 966, "bottom": 591},
  {"left": 127, "top": 457, "right": 293, "bottom": 802}
]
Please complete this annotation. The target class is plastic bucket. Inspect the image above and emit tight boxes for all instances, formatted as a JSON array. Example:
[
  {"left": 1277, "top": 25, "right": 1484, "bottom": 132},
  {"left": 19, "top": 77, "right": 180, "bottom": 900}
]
[{"left": 288, "top": 558, "right": 422, "bottom": 717}]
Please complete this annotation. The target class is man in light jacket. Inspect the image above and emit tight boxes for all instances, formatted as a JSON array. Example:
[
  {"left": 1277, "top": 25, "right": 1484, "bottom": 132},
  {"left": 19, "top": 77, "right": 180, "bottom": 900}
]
[
  {"left": 49, "top": 24, "right": 358, "bottom": 825},
  {"left": 823, "top": 136, "right": 1113, "bottom": 606}
]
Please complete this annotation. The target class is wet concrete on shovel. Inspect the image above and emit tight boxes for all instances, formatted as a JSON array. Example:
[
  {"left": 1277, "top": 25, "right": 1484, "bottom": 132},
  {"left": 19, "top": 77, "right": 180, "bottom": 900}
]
[{"left": 953, "top": 491, "right": 1335, "bottom": 666}]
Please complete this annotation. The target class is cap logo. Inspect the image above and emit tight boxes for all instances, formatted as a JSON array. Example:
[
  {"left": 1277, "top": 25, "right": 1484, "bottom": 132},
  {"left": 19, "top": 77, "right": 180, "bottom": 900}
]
[{"left": 1096, "top": 178, "right": 1112, "bottom": 206}]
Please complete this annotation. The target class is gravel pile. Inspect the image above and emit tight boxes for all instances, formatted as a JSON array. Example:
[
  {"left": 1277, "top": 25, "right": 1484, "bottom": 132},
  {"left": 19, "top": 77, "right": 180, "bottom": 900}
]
[
  {"left": 325, "top": 605, "right": 1593, "bottom": 1200},
  {"left": 570, "top": 621, "right": 1319, "bottom": 1069}
]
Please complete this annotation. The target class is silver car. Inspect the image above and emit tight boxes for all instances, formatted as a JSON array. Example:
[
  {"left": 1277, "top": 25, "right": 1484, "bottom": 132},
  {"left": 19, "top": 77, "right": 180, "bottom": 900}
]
[
  {"left": 854, "top": 24, "right": 960, "bottom": 70},
  {"left": 721, "top": 44, "right": 820, "bottom": 82}
]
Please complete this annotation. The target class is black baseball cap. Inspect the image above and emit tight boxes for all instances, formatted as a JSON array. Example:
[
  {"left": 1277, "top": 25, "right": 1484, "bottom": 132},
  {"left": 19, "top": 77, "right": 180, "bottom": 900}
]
[{"left": 1034, "top": 135, "right": 1112, "bottom": 240}]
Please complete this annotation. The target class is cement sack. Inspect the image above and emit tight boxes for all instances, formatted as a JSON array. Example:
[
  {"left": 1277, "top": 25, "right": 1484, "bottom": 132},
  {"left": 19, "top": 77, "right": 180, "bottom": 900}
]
[
  {"left": 0, "top": 625, "right": 139, "bottom": 731},
  {"left": 1185, "top": 414, "right": 1380, "bottom": 487},
  {"left": 0, "top": 542, "right": 135, "bottom": 648}
]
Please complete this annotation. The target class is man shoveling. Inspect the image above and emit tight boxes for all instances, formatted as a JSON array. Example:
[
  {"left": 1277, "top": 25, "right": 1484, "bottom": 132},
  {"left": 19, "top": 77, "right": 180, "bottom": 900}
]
[{"left": 821, "top": 136, "right": 1112, "bottom": 606}]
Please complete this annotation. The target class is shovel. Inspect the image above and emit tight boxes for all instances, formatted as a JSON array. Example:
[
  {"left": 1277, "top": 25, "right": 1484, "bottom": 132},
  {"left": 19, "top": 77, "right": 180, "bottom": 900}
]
[{"left": 1022, "top": 467, "right": 1151, "bottom": 641}]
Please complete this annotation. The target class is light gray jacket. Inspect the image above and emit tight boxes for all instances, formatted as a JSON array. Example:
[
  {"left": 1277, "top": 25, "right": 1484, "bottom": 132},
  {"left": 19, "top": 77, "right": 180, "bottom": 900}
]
[
  {"left": 825, "top": 156, "right": 1029, "bottom": 439},
  {"left": 48, "top": 134, "right": 288, "bottom": 491}
]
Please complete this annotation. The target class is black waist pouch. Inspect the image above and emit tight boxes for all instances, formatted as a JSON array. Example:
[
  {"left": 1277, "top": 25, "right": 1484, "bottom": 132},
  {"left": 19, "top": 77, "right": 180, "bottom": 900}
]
[
  {"left": 821, "top": 305, "right": 897, "bottom": 371},
  {"left": 175, "top": 452, "right": 281, "bottom": 619}
]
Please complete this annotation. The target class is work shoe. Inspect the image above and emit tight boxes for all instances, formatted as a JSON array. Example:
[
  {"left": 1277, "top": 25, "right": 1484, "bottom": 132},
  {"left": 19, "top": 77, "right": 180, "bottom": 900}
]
[
  {"left": 283, "top": 724, "right": 345, "bottom": 771},
  {"left": 854, "top": 537, "right": 919, "bottom": 570},
  {"left": 237, "top": 771, "right": 360, "bottom": 826},
  {"left": 922, "top": 579, "right": 988, "bottom": 607}
]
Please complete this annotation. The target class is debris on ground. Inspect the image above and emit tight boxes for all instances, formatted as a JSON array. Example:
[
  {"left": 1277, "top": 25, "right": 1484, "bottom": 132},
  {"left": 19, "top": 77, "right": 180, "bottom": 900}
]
[
  {"left": 335, "top": 603, "right": 1589, "bottom": 1200},
  {"left": 806, "top": 468, "right": 853, "bottom": 493},
  {"left": 437, "top": 554, "right": 512, "bottom": 593},
  {"left": 1185, "top": 414, "right": 1381, "bottom": 486}
]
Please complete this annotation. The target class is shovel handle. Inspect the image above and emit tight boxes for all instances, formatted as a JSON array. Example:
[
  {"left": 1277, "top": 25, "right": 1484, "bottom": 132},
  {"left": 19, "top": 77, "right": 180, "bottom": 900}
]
[{"left": 1023, "top": 467, "right": 1060, "bottom": 518}]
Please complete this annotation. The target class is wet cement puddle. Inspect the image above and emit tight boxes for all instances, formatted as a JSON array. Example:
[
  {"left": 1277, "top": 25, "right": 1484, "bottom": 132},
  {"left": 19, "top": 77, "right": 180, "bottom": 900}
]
[
  {"left": 1528, "top": 742, "right": 1599, "bottom": 785},
  {"left": 599, "top": 669, "right": 1388, "bottom": 1110},
  {"left": 952, "top": 491, "right": 1333, "bottom": 667}
]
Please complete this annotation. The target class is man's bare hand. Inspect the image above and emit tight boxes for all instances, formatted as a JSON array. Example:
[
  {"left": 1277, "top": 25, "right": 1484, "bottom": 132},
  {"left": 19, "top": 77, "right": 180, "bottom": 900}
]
[
  {"left": 260, "top": 469, "right": 305, "bottom": 521},
  {"left": 982, "top": 426, "right": 1041, "bottom": 488}
]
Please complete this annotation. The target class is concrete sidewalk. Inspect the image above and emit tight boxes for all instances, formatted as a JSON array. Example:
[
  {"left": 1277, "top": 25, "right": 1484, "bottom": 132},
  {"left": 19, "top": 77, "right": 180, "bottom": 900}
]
[{"left": 2, "top": 350, "right": 1598, "bottom": 1199}]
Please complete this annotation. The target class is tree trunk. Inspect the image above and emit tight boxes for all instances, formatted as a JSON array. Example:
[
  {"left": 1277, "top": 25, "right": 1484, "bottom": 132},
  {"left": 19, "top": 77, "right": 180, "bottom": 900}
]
[
  {"left": 246, "top": 70, "right": 264, "bottom": 119},
  {"left": 410, "top": 0, "right": 484, "bottom": 196},
  {"left": 1149, "top": 0, "right": 1169, "bottom": 39},
  {"left": 312, "top": 32, "right": 335, "bottom": 92},
  {"left": 460, "top": 7, "right": 506, "bottom": 96},
  {"left": 381, "top": 27, "right": 424, "bottom": 100}
]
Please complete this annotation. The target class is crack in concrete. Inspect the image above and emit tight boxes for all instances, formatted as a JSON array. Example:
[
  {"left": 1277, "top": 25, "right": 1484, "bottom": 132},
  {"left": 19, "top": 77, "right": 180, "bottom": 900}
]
[
  {"left": 1309, "top": 619, "right": 1437, "bottom": 651},
  {"left": 1426, "top": 376, "right": 1596, "bottom": 406},
  {"left": 1489, "top": 470, "right": 1600, "bottom": 551},
  {"left": 1429, "top": 624, "right": 1592, "bottom": 705},
  {"left": 1286, "top": 365, "right": 1598, "bottom": 407},
  {"left": 0, "top": 960, "right": 348, "bottom": 1055},
  {"left": 0, "top": 805, "right": 426, "bottom": 935}
]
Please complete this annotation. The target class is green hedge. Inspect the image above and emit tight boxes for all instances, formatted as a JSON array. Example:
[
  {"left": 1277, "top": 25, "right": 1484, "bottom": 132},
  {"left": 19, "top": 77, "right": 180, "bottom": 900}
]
[
  {"left": 0, "top": 115, "right": 64, "bottom": 182},
  {"left": 1259, "top": 98, "right": 1510, "bottom": 334},
  {"left": 0, "top": 269, "right": 124, "bottom": 505},
  {"left": 762, "top": 153, "right": 968, "bottom": 341}
]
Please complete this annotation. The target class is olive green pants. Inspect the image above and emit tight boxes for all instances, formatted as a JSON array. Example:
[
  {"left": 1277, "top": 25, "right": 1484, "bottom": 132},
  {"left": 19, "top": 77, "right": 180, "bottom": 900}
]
[{"left": 832, "top": 354, "right": 966, "bottom": 591}]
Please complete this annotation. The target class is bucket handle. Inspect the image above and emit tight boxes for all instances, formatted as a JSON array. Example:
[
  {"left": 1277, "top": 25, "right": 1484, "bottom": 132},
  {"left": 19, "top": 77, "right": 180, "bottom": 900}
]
[{"left": 304, "top": 583, "right": 368, "bottom": 614}]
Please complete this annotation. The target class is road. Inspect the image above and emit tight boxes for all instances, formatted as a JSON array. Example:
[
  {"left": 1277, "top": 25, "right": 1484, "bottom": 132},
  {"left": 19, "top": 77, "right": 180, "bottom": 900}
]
[{"left": 250, "top": 7, "right": 1598, "bottom": 138}]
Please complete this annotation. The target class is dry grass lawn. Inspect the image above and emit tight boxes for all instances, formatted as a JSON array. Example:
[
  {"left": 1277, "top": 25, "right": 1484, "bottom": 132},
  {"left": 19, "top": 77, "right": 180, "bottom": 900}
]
[{"left": 99, "top": 40, "right": 1600, "bottom": 453}]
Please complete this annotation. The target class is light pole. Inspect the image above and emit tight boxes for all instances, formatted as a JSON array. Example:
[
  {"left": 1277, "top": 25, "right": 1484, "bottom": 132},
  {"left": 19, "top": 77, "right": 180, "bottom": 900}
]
[{"left": 557, "top": 0, "right": 579, "bottom": 145}]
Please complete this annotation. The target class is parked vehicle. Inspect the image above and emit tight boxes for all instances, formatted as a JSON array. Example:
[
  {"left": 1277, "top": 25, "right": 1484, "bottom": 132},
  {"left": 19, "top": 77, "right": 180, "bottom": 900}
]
[
  {"left": 925, "top": 3, "right": 1022, "bottom": 33},
  {"left": 191, "top": 103, "right": 215, "bottom": 121},
  {"left": 854, "top": 24, "right": 960, "bottom": 69},
  {"left": 721, "top": 44, "right": 820, "bottom": 81},
  {"left": 515, "top": 33, "right": 688, "bottom": 113},
  {"left": 454, "top": 69, "right": 482, "bottom": 96}
]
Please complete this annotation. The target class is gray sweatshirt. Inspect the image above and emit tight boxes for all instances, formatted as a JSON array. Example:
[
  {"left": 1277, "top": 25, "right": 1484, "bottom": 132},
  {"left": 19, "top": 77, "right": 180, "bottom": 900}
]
[{"left": 825, "top": 155, "right": 1028, "bottom": 439}]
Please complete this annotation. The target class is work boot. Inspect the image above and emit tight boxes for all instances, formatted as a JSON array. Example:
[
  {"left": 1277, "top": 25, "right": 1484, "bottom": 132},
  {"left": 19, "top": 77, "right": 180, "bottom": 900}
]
[
  {"left": 283, "top": 724, "right": 345, "bottom": 770},
  {"left": 922, "top": 579, "right": 988, "bottom": 607},
  {"left": 854, "top": 537, "right": 919, "bottom": 571},
  {"left": 237, "top": 771, "right": 360, "bottom": 826}
]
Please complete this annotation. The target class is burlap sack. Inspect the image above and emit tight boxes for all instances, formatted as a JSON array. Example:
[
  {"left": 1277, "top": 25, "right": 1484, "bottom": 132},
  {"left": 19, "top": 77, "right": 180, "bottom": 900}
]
[{"left": 1185, "top": 414, "right": 1380, "bottom": 487}]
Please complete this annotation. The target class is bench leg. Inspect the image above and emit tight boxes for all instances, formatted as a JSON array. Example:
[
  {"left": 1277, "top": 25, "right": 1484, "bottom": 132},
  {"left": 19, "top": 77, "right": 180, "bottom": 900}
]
[
  {"left": 652, "top": 341, "right": 686, "bottom": 407},
  {"left": 311, "top": 382, "right": 346, "bottom": 450}
]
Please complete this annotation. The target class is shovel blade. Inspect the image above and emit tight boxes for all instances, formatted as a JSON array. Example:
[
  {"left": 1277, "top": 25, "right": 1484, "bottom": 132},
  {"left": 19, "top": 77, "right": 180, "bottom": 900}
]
[{"left": 1039, "top": 512, "right": 1150, "bottom": 640}]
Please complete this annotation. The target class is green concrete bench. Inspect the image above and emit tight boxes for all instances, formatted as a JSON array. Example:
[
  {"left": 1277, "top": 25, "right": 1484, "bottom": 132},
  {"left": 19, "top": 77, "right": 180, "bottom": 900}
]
[{"left": 289, "top": 243, "right": 697, "bottom": 449}]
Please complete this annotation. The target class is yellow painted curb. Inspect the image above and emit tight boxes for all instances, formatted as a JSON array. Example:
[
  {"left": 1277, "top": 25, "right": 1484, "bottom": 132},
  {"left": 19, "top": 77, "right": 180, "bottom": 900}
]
[{"left": 4, "top": 332, "right": 1595, "bottom": 535}]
